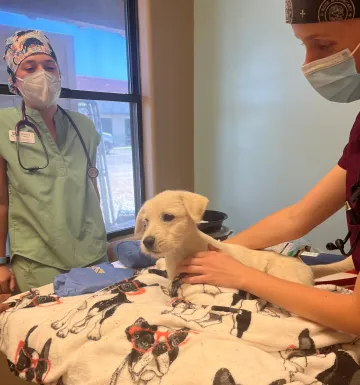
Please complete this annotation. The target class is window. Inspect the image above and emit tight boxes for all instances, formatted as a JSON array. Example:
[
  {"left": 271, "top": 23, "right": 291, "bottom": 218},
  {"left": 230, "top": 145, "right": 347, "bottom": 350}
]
[{"left": 0, "top": 0, "right": 144, "bottom": 237}]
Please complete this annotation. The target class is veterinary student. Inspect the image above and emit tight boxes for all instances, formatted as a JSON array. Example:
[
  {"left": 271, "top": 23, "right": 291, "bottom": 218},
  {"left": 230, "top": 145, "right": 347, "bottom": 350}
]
[
  {"left": 178, "top": 0, "right": 360, "bottom": 336},
  {"left": 0, "top": 30, "right": 108, "bottom": 294}
]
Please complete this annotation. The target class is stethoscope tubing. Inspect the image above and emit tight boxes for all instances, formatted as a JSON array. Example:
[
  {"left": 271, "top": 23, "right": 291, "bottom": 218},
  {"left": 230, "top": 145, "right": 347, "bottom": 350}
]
[{"left": 15, "top": 102, "right": 98, "bottom": 178}]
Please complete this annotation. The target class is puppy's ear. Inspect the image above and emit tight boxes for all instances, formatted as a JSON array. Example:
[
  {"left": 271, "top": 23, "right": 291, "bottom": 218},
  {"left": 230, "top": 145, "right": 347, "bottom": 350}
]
[
  {"left": 134, "top": 206, "right": 146, "bottom": 234},
  {"left": 179, "top": 191, "right": 209, "bottom": 223}
]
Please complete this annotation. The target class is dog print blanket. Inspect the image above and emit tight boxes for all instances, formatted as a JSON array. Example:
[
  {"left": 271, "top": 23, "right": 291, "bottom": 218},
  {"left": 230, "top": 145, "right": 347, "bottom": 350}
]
[{"left": 0, "top": 259, "right": 359, "bottom": 385}]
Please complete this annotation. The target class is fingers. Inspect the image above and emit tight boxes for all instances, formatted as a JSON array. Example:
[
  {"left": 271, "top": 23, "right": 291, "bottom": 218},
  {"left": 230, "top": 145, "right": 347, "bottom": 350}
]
[
  {"left": 10, "top": 274, "right": 16, "bottom": 293},
  {"left": 0, "top": 294, "right": 11, "bottom": 302},
  {"left": 178, "top": 251, "right": 218, "bottom": 268},
  {"left": 177, "top": 265, "right": 204, "bottom": 275},
  {"left": 0, "top": 293, "right": 11, "bottom": 313},
  {"left": 0, "top": 303, "right": 9, "bottom": 312},
  {"left": 178, "top": 257, "right": 203, "bottom": 269},
  {"left": 193, "top": 252, "right": 208, "bottom": 259},
  {"left": 183, "top": 274, "right": 208, "bottom": 285},
  {"left": 0, "top": 280, "right": 10, "bottom": 295}
]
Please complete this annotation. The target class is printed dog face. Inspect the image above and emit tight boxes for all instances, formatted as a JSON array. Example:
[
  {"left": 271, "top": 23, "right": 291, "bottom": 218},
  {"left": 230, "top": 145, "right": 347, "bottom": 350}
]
[{"left": 135, "top": 191, "right": 209, "bottom": 258}]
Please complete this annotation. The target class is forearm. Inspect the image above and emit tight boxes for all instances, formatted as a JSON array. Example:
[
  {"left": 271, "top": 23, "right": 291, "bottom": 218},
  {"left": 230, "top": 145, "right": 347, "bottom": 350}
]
[
  {"left": 241, "top": 267, "right": 360, "bottom": 335},
  {"left": 225, "top": 205, "right": 305, "bottom": 249},
  {"left": 0, "top": 205, "right": 8, "bottom": 256}
]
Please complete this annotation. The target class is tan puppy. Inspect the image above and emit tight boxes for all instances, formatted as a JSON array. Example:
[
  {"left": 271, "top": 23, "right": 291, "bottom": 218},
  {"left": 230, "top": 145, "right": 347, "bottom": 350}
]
[
  {"left": 135, "top": 190, "right": 355, "bottom": 286},
  {"left": 135, "top": 191, "right": 317, "bottom": 285}
]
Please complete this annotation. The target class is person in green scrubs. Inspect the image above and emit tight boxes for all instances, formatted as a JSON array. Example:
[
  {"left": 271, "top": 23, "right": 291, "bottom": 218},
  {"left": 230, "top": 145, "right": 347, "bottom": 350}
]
[{"left": 0, "top": 30, "right": 108, "bottom": 294}]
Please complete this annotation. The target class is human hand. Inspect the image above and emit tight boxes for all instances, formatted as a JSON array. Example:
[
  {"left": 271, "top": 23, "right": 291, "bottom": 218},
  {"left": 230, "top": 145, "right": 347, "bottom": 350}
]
[
  {"left": 0, "top": 266, "right": 16, "bottom": 294},
  {"left": 0, "top": 293, "right": 11, "bottom": 313},
  {"left": 176, "top": 245, "right": 252, "bottom": 289}
]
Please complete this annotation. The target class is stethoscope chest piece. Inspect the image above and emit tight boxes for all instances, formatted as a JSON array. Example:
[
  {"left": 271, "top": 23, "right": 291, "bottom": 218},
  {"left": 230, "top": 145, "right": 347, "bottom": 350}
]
[
  {"left": 326, "top": 195, "right": 360, "bottom": 257},
  {"left": 87, "top": 167, "right": 99, "bottom": 179}
]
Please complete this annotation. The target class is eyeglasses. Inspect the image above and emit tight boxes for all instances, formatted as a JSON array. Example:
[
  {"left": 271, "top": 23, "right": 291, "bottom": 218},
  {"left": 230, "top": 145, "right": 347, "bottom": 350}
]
[
  {"left": 18, "top": 289, "right": 62, "bottom": 308},
  {"left": 13, "top": 340, "right": 51, "bottom": 381},
  {"left": 110, "top": 279, "right": 146, "bottom": 296},
  {"left": 127, "top": 325, "right": 197, "bottom": 354}
]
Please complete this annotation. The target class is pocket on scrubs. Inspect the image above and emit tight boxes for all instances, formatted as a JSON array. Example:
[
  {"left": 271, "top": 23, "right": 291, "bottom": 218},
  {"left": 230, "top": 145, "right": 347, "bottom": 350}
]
[
  {"left": 12, "top": 255, "right": 67, "bottom": 293},
  {"left": 74, "top": 222, "right": 106, "bottom": 261}
]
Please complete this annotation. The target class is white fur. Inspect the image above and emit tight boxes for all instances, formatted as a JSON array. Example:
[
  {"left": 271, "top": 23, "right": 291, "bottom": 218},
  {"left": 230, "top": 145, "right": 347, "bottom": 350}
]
[{"left": 135, "top": 190, "right": 354, "bottom": 286}]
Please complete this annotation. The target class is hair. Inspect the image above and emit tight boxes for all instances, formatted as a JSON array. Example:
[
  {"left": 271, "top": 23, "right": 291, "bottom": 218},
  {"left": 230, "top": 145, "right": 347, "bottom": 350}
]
[{"left": 7, "top": 67, "right": 16, "bottom": 85}]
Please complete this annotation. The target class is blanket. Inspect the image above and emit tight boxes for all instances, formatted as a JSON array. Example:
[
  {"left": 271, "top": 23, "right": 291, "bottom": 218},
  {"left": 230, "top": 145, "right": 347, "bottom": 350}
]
[{"left": 0, "top": 259, "right": 359, "bottom": 385}]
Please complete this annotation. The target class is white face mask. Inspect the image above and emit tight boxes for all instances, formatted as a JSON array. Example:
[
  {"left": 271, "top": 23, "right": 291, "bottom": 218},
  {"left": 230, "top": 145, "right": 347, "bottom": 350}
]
[
  {"left": 302, "top": 42, "right": 360, "bottom": 103},
  {"left": 16, "top": 70, "right": 61, "bottom": 110}
]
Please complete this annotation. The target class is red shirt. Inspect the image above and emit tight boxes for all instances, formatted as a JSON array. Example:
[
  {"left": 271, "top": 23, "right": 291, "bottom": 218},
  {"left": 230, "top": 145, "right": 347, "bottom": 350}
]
[{"left": 338, "top": 113, "right": 360, "bottom": 272}]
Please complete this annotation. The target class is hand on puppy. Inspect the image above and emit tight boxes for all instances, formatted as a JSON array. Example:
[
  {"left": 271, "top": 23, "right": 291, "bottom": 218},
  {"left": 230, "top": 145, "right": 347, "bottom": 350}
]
[
  {"left": 177, "top": 244, "right": 251, "bottom": 289},
  {"left": 0, "top": 294, "right": 11, "bottom": 313}
]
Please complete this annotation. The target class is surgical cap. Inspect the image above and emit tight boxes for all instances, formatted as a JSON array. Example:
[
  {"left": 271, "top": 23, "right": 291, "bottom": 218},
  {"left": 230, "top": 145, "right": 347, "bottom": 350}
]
[
  {"left": 3, "top": 30, "right": 59, "bottom": 94},
  {"left": 286, "top": 0, "right": 360, "bottom": 24}
]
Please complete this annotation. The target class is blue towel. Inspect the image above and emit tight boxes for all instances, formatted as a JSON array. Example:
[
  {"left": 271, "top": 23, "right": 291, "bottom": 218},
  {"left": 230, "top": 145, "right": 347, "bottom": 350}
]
[
  {"left": 54, "top": 263, "right": 136, "bottom": 297},
  {"left": 114, "top": 240, "right": 156, "bottom": 268},
  {"left": 299, "top": 253, "right": 346, "bottom": 266}
]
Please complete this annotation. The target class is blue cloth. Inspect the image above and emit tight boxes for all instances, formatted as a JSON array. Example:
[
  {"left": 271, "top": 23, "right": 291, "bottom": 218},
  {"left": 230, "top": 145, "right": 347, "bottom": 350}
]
[
  {"left": 114, "top": 240, "right": 156, "bottom": 268},
  {"left": 54, "top": 263, "right": 136, "bottom": 297},
  {"left": 300, "top": 253, "right": 346, "bottom": 266}
]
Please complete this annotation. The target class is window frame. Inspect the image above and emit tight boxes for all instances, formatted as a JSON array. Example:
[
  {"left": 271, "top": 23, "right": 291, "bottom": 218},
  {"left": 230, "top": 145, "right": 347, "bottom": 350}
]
[{"left": 0, "top": 0, "right": 144, "bottom": 240}]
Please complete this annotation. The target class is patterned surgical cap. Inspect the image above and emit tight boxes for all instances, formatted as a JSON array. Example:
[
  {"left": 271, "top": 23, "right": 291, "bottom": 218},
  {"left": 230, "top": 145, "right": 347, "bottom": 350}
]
[
  {"left": 4, "top": 30, "right": 58, "bottom": 94},
  {"left": 286, "top": 0, "right": 360, "bottom": 24}
]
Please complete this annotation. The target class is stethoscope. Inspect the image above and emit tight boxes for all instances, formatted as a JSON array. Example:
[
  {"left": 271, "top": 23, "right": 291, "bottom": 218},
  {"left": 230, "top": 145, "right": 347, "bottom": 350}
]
[
  {"left": 16, "top": 101, "right": 99, "bottom": 179},
  {"left": 326, "top": 175, "right": 360, "bottom": 257}
]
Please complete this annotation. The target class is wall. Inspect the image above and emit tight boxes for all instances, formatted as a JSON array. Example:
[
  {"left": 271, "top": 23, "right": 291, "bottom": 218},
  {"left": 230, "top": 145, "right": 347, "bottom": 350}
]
[
  {"left": 194, "top": 0, "right": 359, "bottom": 249},
  {"left": 139, "top": 0, "right": 194, "bottom": 198}
]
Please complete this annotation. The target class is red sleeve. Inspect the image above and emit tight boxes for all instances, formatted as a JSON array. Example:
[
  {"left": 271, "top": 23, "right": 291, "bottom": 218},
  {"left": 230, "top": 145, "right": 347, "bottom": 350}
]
[
  {"left": 338, "top": 112, "right": 360, "bottom": 170},
  {"left": 338, "top": 143, "right": 349, "bottom": 170}
]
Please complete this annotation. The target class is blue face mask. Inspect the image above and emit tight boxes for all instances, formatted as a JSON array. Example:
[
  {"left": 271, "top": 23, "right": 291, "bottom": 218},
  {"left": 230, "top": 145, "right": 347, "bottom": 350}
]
[{"left": 302, "top": 43, "right": 360, "bottom": 103}]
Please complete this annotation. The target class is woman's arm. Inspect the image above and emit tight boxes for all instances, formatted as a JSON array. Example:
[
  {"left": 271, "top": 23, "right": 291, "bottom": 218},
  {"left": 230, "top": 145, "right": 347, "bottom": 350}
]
[
  {"left": 241, "top": 265, "right": 360, "bottom": 335},
  {"left": 0, "top": 156, "right": 15, "bottom": 293},
  {"left": 178, "top": 252, "right": 360, "bottom": 335},
  {"left": 226, "top": 165, "right": 347, "bottom": 249}
]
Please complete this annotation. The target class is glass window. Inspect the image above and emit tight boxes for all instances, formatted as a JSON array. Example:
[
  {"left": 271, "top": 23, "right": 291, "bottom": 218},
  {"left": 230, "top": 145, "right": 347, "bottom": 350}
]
[
  {"left": 0, "top": 0, "right": 143, "bottom": 236},
  {"left": 67, "top": 99, "right": 136, "bottom": 233},
  {"left": 0, "top": 0, "right": 129, "bottom": 94}
]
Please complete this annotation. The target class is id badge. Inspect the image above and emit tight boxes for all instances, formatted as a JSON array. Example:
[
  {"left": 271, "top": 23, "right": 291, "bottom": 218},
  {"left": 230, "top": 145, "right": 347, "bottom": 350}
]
[{"left": 9, "top": 130, "right": 35, "bottom": 144}]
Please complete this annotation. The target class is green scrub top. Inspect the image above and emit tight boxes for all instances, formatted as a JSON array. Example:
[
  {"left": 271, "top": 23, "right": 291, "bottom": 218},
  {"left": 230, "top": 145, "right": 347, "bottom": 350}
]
[{"left": 0, "top": 105, "right": 107, "bottom": 270}]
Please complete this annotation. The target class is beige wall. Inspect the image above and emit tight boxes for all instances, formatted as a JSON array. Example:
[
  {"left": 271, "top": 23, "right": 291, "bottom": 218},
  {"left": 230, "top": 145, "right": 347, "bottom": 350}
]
[
  {"left": 194, "top": 0, "right": 359, "bottom": 249},
  {"left": 139, "top": 0, "right": 194, "bottom": 198}
]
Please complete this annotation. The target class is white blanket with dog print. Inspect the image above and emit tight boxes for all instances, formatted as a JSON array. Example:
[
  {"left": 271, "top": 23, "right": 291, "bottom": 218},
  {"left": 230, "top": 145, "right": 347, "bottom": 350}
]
[{"left": 1, "top": 258, "right": 359, "bottom": 385}]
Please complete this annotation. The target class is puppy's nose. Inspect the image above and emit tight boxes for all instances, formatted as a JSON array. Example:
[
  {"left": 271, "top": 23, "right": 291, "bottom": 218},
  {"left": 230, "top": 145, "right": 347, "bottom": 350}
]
[{"left": 143, "top": 236, "right": 156, "bottom": 250}]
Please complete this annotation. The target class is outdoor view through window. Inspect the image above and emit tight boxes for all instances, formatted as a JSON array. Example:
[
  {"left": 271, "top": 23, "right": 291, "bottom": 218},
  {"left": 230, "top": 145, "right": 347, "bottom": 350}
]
[{"left": 0, "top": 0, "right": 142, "bottom": 236}]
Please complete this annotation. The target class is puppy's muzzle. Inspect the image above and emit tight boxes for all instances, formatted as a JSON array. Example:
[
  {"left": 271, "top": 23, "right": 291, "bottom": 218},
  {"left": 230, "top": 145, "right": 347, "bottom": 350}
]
[{"left": 143, "top": 236, "right": 156, "bottom": 251}]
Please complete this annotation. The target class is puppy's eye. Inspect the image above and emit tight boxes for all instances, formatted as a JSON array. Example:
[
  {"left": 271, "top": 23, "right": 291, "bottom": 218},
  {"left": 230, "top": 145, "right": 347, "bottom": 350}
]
[
  {"left": 143, "top": 219, "right": 149, "bottom": 228},
  {"left": 162, "top": 214, "right": 175, "bottom": 222}
]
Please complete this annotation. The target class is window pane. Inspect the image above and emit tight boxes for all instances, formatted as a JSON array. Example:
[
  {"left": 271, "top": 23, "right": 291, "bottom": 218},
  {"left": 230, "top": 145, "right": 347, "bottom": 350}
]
[
  {"left": 0, "top": 0, "right": 129, "bottom": 93},
  {"left": 62, "top": 99, "right": 136, "bottom": 232},
  {"left": 0, "top": 95, "right": 136, "bottom": 233}
]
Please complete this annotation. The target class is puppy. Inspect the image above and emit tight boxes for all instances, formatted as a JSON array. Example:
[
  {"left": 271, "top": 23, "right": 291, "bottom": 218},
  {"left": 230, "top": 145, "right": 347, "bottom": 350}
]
[{"left": 135, "top": 191, "right": 353, "bottom": 286}]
